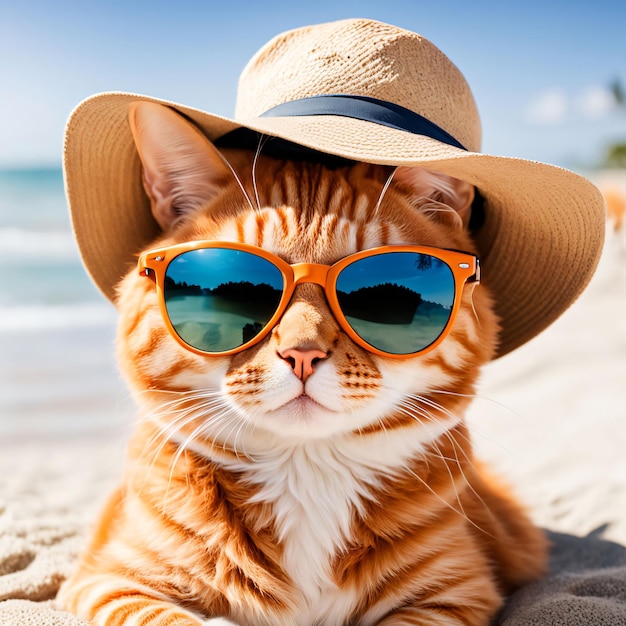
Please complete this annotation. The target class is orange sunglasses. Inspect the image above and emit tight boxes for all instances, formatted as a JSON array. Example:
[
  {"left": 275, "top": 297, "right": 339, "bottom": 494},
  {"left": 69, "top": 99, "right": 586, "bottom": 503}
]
[{"left": 138, "top": 241, "right": 480, "bottom": 359}]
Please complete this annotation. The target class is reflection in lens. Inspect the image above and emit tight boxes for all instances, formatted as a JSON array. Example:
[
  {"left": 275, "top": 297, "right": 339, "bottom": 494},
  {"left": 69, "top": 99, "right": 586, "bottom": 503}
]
[
  {"left": 163, "top": 248, "right": 284, "bottom": 352},
  {"left": 336, "top": 252, "right": 455, "bottom": 354}
]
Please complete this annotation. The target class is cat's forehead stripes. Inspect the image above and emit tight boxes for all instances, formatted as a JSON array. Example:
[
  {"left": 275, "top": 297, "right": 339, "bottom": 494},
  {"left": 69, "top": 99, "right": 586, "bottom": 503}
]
[{"left": 213, "top": 207, "right": 404, "bottom": 264}]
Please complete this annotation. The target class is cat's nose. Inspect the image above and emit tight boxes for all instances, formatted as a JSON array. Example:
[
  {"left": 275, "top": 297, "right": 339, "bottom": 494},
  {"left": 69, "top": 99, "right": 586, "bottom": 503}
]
[{"left": 279, "top": 347, "right": 328, "bottom": 382}]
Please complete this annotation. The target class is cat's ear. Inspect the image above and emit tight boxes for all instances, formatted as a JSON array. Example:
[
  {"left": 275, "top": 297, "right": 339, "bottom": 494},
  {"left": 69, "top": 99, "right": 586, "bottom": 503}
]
[
  {"left": 394, "top": 167, "right": 475, "bottom": 230},
  {"left": 128, "top": 101, "right": 231, "bottom": 231}
]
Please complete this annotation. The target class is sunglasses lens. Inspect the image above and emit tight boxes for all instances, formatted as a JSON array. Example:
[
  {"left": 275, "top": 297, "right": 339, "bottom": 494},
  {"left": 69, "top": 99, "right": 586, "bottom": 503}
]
[
  {"left": 336, "top": 252, "right": 456, "bottom": 355},
  {"left": 163, "top": 248, "right": 284, "bottom": 352}
]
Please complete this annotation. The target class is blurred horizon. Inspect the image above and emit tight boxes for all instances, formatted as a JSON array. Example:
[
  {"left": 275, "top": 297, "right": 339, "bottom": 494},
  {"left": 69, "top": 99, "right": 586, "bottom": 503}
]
[{"left": 1, "top": 0, "right": 626, "bottom": 172}]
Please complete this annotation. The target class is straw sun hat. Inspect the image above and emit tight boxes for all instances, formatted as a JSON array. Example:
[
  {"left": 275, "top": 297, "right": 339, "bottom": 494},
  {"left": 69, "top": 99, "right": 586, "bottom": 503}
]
[{"left": 64, "top": 18, "right": 605, "bottom": 358}]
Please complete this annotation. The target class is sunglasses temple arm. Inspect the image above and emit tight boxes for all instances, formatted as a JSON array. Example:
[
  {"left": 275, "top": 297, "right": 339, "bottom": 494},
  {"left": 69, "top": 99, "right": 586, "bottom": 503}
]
[{"left": 472, "top": 258, "right": 481, "bottom": 283}]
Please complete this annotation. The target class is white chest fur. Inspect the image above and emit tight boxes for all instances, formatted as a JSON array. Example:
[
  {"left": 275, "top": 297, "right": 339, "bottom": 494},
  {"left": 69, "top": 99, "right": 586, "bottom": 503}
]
[{"left": 221, "top": 419, "right": 458, "bottom": 624}]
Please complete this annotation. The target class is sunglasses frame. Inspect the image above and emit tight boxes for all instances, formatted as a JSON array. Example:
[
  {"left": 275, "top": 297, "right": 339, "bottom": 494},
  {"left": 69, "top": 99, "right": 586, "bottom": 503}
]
[{"left": 138, "top": 241, "right": 480, "bottom": 359}]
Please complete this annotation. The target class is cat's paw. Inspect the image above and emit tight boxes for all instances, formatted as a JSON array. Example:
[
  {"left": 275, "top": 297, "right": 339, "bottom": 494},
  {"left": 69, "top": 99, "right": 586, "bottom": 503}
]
[{"left": 203, "top": 619, "right": 240, "bottom": 626}]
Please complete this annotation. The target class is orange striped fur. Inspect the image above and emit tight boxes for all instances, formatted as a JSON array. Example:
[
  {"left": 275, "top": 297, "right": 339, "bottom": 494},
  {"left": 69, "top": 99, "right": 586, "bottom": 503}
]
[{"left": 57, "top": 103, "right": 548, "bottom": 625}]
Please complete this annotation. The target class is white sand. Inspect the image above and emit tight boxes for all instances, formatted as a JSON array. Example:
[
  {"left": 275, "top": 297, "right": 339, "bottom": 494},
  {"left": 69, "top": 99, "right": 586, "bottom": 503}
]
[
  {"left": 0, "top": 185, "right": 625, "bottom": 624},
  {"left": 467, "top": 213, "right": 626, "bottom": 546}
]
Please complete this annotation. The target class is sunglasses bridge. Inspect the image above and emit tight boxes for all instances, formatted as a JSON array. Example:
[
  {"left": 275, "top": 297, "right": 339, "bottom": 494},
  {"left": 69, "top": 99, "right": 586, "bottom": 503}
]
[{"left": 289, "top": 263, "right": 331, "bottom": 287}]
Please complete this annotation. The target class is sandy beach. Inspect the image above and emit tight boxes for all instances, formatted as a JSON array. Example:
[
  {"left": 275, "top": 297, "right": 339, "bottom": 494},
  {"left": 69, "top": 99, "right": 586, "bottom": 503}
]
[{"left": 0, "top": 173, "right": 625, "bottom": 624}]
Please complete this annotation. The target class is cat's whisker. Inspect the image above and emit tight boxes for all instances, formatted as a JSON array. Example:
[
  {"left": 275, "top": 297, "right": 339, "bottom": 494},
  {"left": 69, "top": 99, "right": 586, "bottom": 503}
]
[
  {"left": 139, "top": 394, "right": 224, "bottom": 455},
  {"left": 133, "top": 391, "right": 232, "bottom": 491},
  {"left": 220, "top": 412, "right": 253, "bottom": 460},
  {"left": 138, "top": 410, "right": 210, "bottom": 492},
  {"left": 372, "top": 414, "right": 391, "bottom": 441},
  {"left": 430, "top": 387, "right": 531, "bottom": 440},
  {"left": 204, "top": 406, "right": 246, "bottom": 450},
  {"left": 231, "top": 414, "right": 259, "bottom": 462},
  {"left": 136, "top": 407, "right": 199, "bottom": 466},
  {"left": 402, "top": 397, "right": 493, "bottom": 520},
  {"left": 395, "top": 400, "right": 493, "bottom": 537},
  {"left": 131, "top": 389, "right": 224, "bottom": 430},
  {"left": 170, "top": 401, "right": 259, "bottom": 465},
  {"left": 130, "top": 387, "right": 223, "bottom": 409},
  {"left": 401, "top": 461, "right": 465, "bottom": 519},
  {"left": 428, "top": 388, "right": 477, "bottom": 400},
  {"left": 427, "top": 437, "right": 469, "bottom": 517},
  {"left": 396, "top": 397, "right": 454, "bottom": 435},
  {"left": 163, "top": 425, "right": 207, "bottom": 512},
  {"left": 395, "top": 395, "right": 463, "bottom": 468},
  {"left": 395, "top": 399, "right": 436, "bottom": 425},
  {"left": 162, "top": 405, "right": 241, "bottom": 505},
  {"left": 394, "top": 403, "right": 436, "bottom": 470},
  {"left": 227, "top": 410, "right": 258, "bottom": 462},
  {"left": 213, "top": 148, "right": 256, "bottom": 214},
  {"left": 252, "top": 134, "right": 270, "bottom": 212},
  {"left": 398, "top": 400, "right": 477, "bottom": 506},
  {"left": 439, "top": 430, "right": 493, "bottom": 523},
  {"left": 373, "top": 166, "right": 397, "bottom": 214},
  {"left": 406, "top": 392, "right": 462, "bottom": 424},
  {"left": 422, "top": 200, "right": 464, "bottom": 230},
  {"left": 403, "top": 394, "right": 479, "bottom": 453}
]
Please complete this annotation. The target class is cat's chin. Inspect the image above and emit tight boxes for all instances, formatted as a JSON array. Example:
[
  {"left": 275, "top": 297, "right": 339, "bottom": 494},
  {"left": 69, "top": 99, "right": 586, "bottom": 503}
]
[{"left": 259, "top": 393, "right": 352, "bottom": 440}]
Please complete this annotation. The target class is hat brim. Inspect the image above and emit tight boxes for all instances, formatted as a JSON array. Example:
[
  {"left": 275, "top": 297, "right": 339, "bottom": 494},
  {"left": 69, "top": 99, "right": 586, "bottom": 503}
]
[{"left": 64, "top": 92, "right": 606, "bottom": 358}]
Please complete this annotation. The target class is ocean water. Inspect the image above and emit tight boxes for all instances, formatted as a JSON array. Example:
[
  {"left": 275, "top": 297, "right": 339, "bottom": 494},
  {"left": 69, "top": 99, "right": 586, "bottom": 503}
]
[
  {"left": 0, "top": 168, "right": 112, "bottom": 324},
  {"left": 0, "top": 168, "right": 130, "bottom": 439}
]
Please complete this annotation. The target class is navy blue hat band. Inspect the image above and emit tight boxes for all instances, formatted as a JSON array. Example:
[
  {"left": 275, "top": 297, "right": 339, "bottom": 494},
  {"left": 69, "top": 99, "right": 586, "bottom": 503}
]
[{"left": 260, "top": 94, "right": 467, "bottom": 151}]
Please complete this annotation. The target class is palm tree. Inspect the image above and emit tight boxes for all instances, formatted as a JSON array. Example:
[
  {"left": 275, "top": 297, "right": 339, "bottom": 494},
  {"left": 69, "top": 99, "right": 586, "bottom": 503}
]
[{"left": 603, "top": 78, "right": 626, "bottom": 168}]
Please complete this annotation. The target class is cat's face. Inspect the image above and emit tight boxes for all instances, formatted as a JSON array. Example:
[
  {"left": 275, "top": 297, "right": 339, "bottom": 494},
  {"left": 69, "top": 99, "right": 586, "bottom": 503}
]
[{"left": 115, "top": 103, "right": 498, "bottom": 448}]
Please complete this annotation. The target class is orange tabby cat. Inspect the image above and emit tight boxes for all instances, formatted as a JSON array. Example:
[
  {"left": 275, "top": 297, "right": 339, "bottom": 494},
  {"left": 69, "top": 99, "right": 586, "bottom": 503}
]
[{"left": 57, "top": 102, "right": 548, "bottom": 625}]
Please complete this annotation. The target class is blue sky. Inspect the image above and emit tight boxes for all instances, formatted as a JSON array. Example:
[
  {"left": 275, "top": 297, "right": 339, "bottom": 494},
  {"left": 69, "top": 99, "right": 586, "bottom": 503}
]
[
  {"left": 1, "top": 0, "right": 625, "bottom": 170},
  {"left": 168, "top": 248, "right": 283, "bottom": 291}
]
